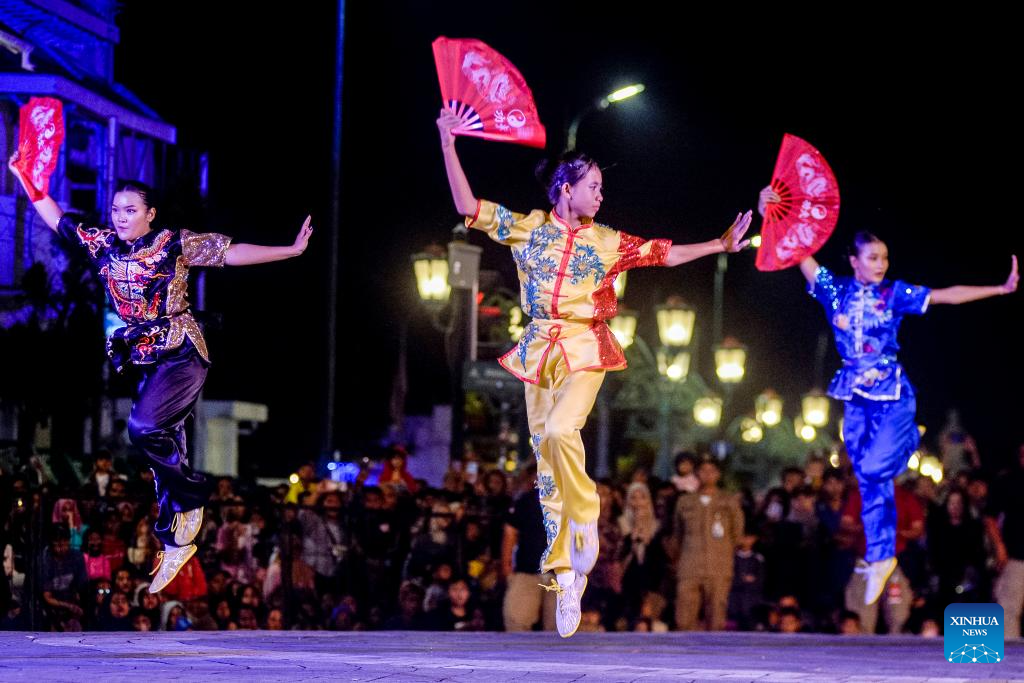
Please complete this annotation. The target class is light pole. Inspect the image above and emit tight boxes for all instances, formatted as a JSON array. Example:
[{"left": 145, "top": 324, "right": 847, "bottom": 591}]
[
  {"left": 411, "top": 228, "right": 481, "bottom": 462},
  {"left": 653, "top": 297, "right": 696, "bottom": 477},
  {"left": 567, "top": 83, "right": 646, "bottom": 151},
  {"left": 712, "top": 335, "right": 747, "bottom": 443}
]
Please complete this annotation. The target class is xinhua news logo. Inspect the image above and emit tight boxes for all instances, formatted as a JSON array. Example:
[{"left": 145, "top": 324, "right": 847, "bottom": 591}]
[{"left": 944, "top": 604, "right": 1004, "bottom": 663}]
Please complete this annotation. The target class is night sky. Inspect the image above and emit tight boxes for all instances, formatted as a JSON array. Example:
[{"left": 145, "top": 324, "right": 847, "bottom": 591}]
[{"left": 113, "top": 4, "right": 1022, "bottom": 474}]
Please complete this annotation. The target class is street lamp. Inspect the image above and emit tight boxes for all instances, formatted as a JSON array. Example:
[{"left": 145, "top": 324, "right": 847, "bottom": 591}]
[
  {"left": 656, "top": 298, "right": 696, "bottom": 348},
  {"left": 412, "top": 245, "right": 450, "bottom": 304},
  {"left": 657, "top": 349, "right": 691, "bottom": 382},
  {"left": 606, "top": 84, "right": 646, "bottom": 104},
  {"left": 801, "top": 390, "right": 830, "bottom": 428},
  {"left": 714, "top": 337, "right": 747, "bottom": 384},
  {"left": 508, "top": 306, "right": 526, "bottom": 341},
  {"left": 567, "top": 83, "right": 646, "bottom": 151},
  {"left": 609, "top": 310, "right": 638, "bottom": 349},
  {"left": 739, "top": 417, "right": 764, "bottom": 443},
  {"left": 694, "top": 397, "right": 723, "bottom": 428},
  {"left": 412, "top": 231, "right": 481, "bottom": 463},
  {"left": 795, "top": 416, "right": 817, "bottom": 443},
  {"left": 651, "top": 296, "right": 697, "bottom": 479},
  {"left": 756, "top": 389, "right": 783, "bottom": 427}
]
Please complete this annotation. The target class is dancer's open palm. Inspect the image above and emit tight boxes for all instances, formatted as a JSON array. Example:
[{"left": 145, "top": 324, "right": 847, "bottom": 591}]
[
  {"left": 721, "top": 211, "right": 753, "bottom": 252},
  {"left": 1003, "top": 255, "right": 1019, "bottom": 294},
  {"left": 292, "top": 216, "right": 313, "bottom": 256}
]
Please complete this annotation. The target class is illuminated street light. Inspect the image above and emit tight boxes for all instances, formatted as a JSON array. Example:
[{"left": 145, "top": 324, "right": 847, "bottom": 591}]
[
  {"left": 609, "top": 310, "right": 638, "bottom": 349},
  {"left": 412, "top": 245, "right": 450, "bottom": 303},
  {"left": 756, "top": 390, "right": 783, "bottom": 427}
]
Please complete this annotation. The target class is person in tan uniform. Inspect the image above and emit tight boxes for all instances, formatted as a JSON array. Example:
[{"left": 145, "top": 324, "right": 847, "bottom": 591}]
[{"left": 672, "top": 458, "right": 744, "bottom": 630}]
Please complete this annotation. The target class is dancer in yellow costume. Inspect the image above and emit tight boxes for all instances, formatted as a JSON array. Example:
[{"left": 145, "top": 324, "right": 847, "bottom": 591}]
[{"left": 437, "top": 109, "right": 752, "bottom": 637}]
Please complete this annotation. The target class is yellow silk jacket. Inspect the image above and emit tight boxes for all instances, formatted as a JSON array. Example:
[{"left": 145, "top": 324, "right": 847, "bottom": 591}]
[{"left": 468, "top": 199, "right": 671, "bottom": 384}]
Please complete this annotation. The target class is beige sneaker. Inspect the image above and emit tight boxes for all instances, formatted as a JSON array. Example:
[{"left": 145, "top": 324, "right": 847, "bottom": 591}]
[
  {"left": 857, "top": 556, "right": 897, "bottom": 606},
  {"left": 570, "top": 520, "right": 599, "bottom": 575},
  {"left": 148, "top": 544, "right": 197, "bottom": 594},
  {"left": 540, "top": 573, "right": 588, "bottom": 638},
  {"left": 172, "top": 507, "right": 204, "bottom": 546}
]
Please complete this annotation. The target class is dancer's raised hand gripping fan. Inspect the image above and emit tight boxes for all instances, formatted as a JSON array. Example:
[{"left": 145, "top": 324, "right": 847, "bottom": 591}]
[{"left": 432, "top": 36, "right": 546, "bottom": 149}]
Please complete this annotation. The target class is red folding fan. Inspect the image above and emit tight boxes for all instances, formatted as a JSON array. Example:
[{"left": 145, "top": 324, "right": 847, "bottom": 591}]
[
  {"left": 756, "top": 134, "right": 840, "bottom": 271},
  {"left": 14, "top": 97, "right": 65, "bottom": 202},
  {"left": 432, "top": 36, "right": 546, "bottom": 149}
]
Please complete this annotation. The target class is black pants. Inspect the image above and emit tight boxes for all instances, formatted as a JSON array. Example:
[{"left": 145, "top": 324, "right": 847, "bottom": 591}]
[{"left": 127, "top": 341, "right": 210, "bottom": 546}]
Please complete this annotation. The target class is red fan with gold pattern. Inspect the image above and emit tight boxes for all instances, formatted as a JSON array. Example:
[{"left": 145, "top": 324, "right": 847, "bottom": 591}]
[
  {"left": 756, "top": 134, "right": 840, "bottom": 271},
  {"left": 14, "top": 97, "right": 64, "bottom": 202},
  {"left": 432, "top": 36, "right": 546, "bottom": 149}
]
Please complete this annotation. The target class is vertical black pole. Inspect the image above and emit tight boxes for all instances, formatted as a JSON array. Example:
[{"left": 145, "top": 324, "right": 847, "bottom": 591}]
[{"left": 325, "top": 0, "right": 345, "bottom": 452}]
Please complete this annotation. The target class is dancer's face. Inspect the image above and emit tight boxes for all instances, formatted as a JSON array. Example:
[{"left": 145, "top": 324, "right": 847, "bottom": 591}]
[
  {"left": 111, "top": 191, "right": 155, "bottom": 242},
  {"left": 563, "top": 166, "right": 603, "bottom": 219},
  {"left": 849, "top": 240, "right": 889, "bottom": 285}
]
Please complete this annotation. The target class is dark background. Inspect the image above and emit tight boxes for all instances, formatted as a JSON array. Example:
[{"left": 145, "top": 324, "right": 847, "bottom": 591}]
[{"left": 114, "top": 3, "right": 1022, "bottom": 474}]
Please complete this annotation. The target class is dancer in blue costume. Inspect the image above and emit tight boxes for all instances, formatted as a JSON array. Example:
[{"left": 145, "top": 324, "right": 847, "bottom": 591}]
[{"left": 760, "top": 186, "right": 1018, "bottom": 604}]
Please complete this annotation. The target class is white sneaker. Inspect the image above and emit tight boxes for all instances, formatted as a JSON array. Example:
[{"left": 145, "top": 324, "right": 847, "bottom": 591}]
[
  {"left": 856, "top": 557, "right": 897, "bottom": 606},
  {"left": 148, "top": 544, "right": 197, "bottom": 594},
  {"left": 569, "top": 520, "right": 599, "bottom": 575},
  {"left": 541, "top": 573, "right": 588, "bottom": 638},
  {"left": 172, "top": 507, "right": 204, "bottom": 546}
]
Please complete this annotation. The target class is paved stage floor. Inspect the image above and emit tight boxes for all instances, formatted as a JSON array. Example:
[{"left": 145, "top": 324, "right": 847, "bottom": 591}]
[{"left": 0, "top": 631, "right": 1021, "bottom": 682}]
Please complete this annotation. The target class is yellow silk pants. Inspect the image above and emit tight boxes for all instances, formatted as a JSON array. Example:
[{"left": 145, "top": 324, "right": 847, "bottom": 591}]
[{"left": 524, "top": 345, "right": 604, "bottom": 574}]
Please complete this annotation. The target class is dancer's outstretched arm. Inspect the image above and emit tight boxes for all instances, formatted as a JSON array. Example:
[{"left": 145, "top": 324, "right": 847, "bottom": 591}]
[
  {"left": 664, "top": 210, "right": 752, "bottom": 267},
  {"left": 437, "top": 108, "right": 478, "bottom": 217},
  {"left": 758, "top": 185, "right": 820, "bottom": 285},
  {"left": 798, "top": 257, "right": 820, "bottom": 286},
  {"left": 929, "top": 256, "right": 1018, "bottom": 304},
  {"left": 8, "top": 152, "right": 62, "bottom": 231},
  {"left": 224, "top": 216, "right": 313, "bottom": 265},
  {"left": 12, "top": 149, "right": 313, "bottom": 266}
]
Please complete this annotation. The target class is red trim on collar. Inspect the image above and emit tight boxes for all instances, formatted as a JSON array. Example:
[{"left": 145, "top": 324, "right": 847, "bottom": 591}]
[{"left": 551, "top": 209, "right": 593, "bottom": 232}]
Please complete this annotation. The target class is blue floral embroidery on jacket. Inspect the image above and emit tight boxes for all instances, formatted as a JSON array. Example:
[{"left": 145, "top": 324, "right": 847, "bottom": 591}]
[
  {"left": 536, "top": 223, "right": 561, "bottom": 242},
  {"left": 512, "top": 246, "right": 528, "bottom": 273},
  {"left": 522, "top": 280, "right": 549, "bottom": 319},
  {"left": 517, "top": 322, "right": 538, "bottom": 369},
  {"left": 569, "top": 243, "right": 605, "bottom": 286},
  {"left": 512, "top": 223, "right": 562, "bottom": 273},
  {"left": 531, "top": 256, "right": 558, "bottom": 282},
  {"left": 511, "top": 223, "right": 567, "bottom": 318},
  {"left": 495, "top": 205, "right": 514, "bottom": 242}
]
